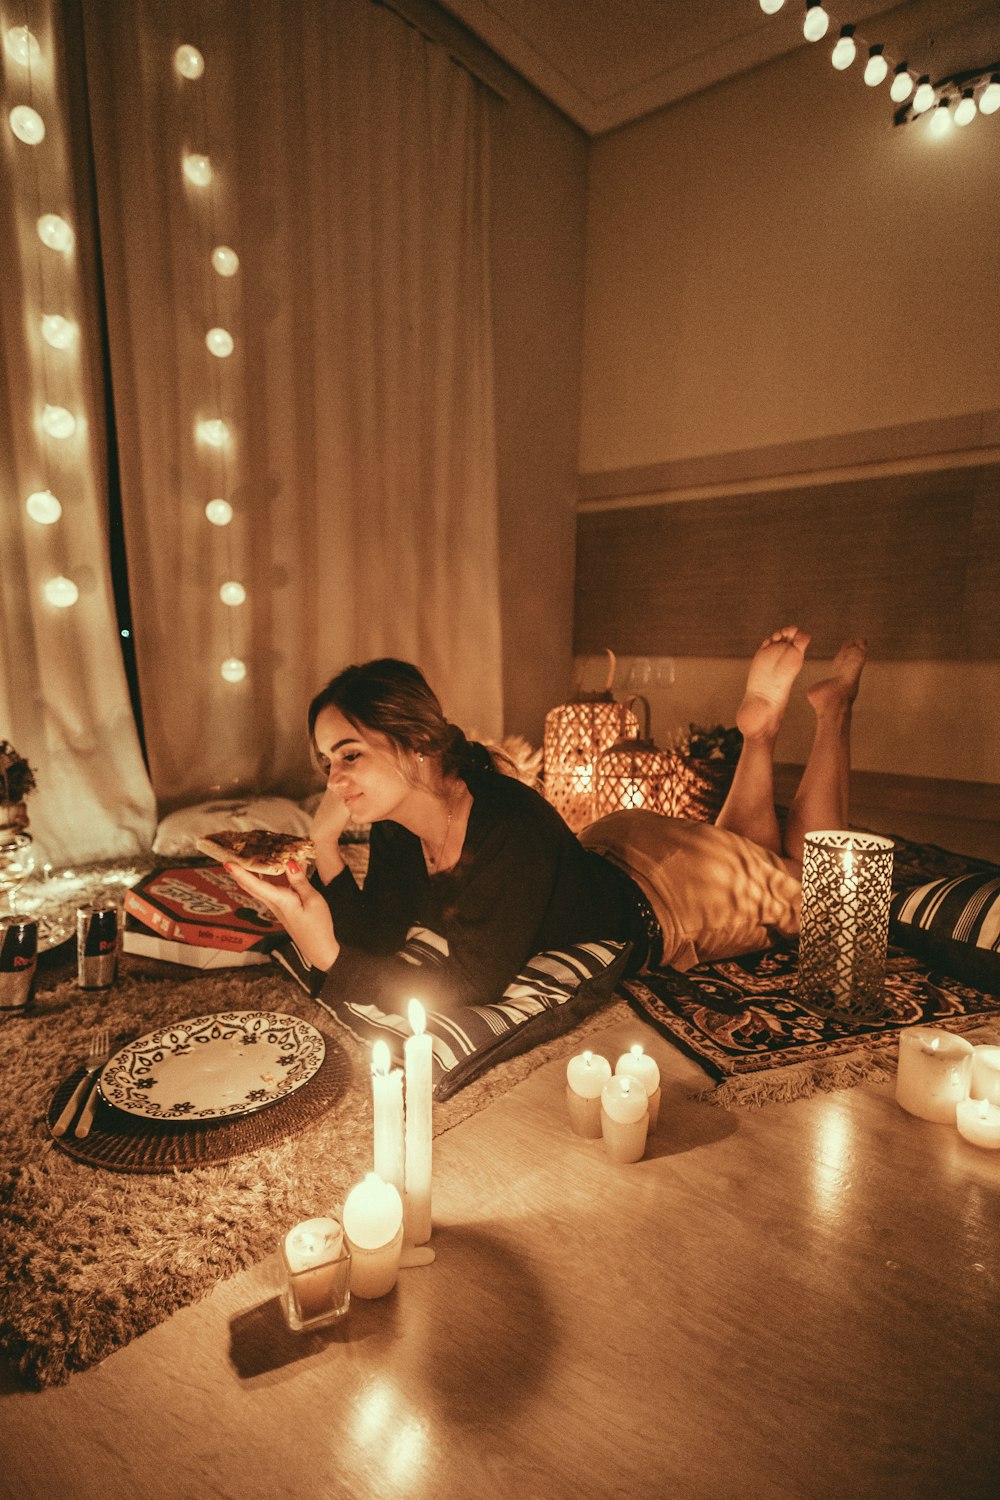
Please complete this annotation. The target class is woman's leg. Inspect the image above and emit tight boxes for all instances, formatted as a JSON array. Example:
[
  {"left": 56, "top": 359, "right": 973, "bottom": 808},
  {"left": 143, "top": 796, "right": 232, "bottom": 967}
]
[
  {"left": 783, "top": 639, "right": 867, "bottom": 863},
  {"left": 715, "top": 627, "right": 811, "bottom": 854}
]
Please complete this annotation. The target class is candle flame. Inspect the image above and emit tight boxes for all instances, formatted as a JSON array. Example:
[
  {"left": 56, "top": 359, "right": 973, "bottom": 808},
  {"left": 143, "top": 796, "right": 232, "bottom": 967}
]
[
  {"left": 979, "top": 1100, "right": 990, "bottom": 1120},
  {"left": 630, "top": 1043, "right": 644, "bottom": 1060},
  {"left": 408, "top": 998, "right": 426, "bottom": 1035},
  {"left": 929, "top": 1036, "right": 940, "bottom": 1051},
  {"left": 843, "top": 848, "right": 854, "bottom": 877},
  {"left": 583, "top": 1049, "right": 593, "bottom": 1065},
  {"left": 371, "top": 1039, "right": 391, "bottom": 1076},
  {"left": 621, "top": 1077, "right": 631, "bottom": 1096}
]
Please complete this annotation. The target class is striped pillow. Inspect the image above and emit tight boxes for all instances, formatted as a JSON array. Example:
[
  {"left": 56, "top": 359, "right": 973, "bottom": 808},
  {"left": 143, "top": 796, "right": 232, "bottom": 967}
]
[
  {"left": 273, "top": 931, "right": 631, "bottom": 1100},
  {"left": 890, "top": 873, "right": 1000, "bottom": 995}
]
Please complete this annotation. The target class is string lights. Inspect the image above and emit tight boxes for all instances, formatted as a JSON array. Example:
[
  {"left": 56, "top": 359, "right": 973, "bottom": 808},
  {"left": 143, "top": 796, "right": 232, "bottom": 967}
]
[
  {"left": 757, "top": 1, "right": 1000, "bottom": 131},
  {"left": 4, "top": 13, "right": 86, "bottom": 616},
  {"left": 174, "top": 40, "right": 247, "bottom": 685}
]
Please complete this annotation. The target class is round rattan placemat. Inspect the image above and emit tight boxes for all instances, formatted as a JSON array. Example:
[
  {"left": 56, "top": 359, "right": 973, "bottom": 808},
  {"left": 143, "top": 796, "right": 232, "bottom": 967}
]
[{"left": 47, "top": 1028, "right": 353, "bottom": 1174}]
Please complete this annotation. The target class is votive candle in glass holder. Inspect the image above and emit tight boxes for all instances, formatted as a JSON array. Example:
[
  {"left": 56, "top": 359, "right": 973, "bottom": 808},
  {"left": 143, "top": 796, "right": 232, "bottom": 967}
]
[
  {"left": 280, "top": 1216, "right": 351, "bottom": 1332},
  {"left": 565, "top": 1050, "right": 612, "bottom": 1137},
  {"left": 895, "top": 1027, "right": 973, "bottom": 1123},
  {"left": 798, "top": 830, "right": 894, "bottom": 1019}
]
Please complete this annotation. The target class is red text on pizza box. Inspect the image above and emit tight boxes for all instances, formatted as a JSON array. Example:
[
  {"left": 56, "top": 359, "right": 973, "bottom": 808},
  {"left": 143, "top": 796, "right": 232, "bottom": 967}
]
[{"left": 124, "top": 866, "right": 284, "bottom": 951}]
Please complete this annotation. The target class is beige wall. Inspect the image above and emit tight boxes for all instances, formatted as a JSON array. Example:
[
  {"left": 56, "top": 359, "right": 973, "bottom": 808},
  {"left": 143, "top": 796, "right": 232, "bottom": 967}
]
[{"left": 577, "top": 38, "right": 1000, "bottom": 784}]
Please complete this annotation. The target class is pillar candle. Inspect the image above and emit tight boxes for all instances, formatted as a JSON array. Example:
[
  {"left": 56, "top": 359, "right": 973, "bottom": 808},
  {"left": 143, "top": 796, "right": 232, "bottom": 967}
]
[
  {"left": 615, "top": 1043, "right": 661, "bottom": 1129},
  {"left": 404, "top": 998, "right": 433, "bottom": 1245},
  {"left": 280, "top": 1216, "right": 351, "bottom": 1330},
  {"left": 970, "top": 1045, "right": 1000, "bottom": 1105},
  {"left": 956, "top": 1097, "right": 1000, "bottom": 1150},
  {"left": 895, "top": 1027, "right": 973, "bottom": 1123},
  {"left": 600, "top": 1074, "right": 649, "bottom": 1163},
  {"left": 343, "top": 1173, "right": 405, "bottom": 1299},
  {"left": 565, "top": 1050, "right": 612, "bottom": 1137},
  {"left": 371, "top": 1039, "right": 405, "bottom": 1199}
]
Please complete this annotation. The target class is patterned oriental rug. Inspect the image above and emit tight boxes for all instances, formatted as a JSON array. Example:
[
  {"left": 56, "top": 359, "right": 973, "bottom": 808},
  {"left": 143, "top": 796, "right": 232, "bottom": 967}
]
[{"left": 624, "top": 833, "right": 1000, "bottom": 1108}]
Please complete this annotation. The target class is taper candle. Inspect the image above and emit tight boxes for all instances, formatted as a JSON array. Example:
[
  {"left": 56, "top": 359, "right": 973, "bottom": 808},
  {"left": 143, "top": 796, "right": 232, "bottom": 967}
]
[
  {"left": 404, "top": 999, "right": 433, "bottom": 1245},
  {"left": 371, "top": 1039, "right": 405, "bottom": 1199}
]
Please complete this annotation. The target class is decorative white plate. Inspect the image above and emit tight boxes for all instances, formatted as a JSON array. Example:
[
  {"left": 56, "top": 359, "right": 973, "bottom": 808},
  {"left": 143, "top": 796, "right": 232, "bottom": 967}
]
[{"left": 99, "top": 1011, "right": 326, "bottom": 1121}]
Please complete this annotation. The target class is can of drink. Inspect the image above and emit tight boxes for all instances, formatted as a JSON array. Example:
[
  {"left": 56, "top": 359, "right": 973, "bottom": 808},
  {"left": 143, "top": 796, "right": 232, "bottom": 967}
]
[
  {"left": 77, "top": 904, "right": 119, "bottom": 989},
  {"left": 0, "top": 918, "right": 39, "bottom": 1011}
]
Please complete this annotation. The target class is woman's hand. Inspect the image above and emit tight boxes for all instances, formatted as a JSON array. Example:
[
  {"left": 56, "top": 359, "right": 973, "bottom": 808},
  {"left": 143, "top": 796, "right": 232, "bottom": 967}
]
[
  {"left": 224, "top": 859, "right": 340, "bottom": 972},
  {"left": 311, "top": 787, "right": 352, "bottom": 884}
]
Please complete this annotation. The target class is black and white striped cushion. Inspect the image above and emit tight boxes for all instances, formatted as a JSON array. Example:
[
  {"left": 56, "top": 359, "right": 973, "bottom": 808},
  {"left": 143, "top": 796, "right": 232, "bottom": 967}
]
[
  {"left": 273, "top": 930, "right": 631, "bottom": 1100},
  {"left": 890, "top": 873, "right": 1000, "bottom": 995}
]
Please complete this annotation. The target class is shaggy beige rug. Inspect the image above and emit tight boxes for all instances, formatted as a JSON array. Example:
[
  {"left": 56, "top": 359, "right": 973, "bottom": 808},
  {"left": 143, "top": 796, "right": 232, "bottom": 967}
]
[{"left": 0, "top": 952, "right": 627, "bottom": 1388}]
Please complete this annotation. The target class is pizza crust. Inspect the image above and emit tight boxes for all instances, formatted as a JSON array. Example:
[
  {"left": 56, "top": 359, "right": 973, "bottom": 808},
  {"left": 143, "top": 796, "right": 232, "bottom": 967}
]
[{"left": 195, "top": 830, "right": 316, "bottom": 875}]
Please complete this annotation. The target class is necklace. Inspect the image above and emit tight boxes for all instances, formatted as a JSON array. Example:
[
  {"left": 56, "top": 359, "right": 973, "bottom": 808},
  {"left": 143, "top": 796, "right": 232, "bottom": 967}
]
[{"left": 424, "top": 788, "right": 459, "bottom": 871}]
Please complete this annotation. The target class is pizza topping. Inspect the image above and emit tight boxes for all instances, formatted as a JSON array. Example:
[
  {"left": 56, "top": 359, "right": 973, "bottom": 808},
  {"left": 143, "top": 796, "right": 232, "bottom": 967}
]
[{"left": 195, "top": 829, "right": 316, "bottom": 874}]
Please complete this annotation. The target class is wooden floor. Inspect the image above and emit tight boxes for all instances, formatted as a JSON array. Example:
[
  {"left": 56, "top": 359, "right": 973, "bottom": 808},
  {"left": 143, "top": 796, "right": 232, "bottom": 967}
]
[{"left": 2, "top": 1003, "right": 998, "bottom": 1500}]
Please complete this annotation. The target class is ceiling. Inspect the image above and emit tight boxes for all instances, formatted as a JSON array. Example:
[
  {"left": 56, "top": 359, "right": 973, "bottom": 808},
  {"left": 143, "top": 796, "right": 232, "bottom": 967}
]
[{"left": 435, "top": 0, "right": 1000, "bottom": 134}]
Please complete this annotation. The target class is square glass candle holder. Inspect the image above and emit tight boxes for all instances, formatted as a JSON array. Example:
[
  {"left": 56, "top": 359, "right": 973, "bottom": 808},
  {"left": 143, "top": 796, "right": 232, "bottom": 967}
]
[
  {"left": 798, "top": 830, "right": 894, "bottom": 1020},
  {"left": 279, "top": 1217, "right": 352, "bottom": 1333}
]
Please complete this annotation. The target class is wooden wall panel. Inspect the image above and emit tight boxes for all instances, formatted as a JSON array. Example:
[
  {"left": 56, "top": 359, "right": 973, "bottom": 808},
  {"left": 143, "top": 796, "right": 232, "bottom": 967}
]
[{"left": 574, "top": 466, "right": 1000, "bottom": 659}]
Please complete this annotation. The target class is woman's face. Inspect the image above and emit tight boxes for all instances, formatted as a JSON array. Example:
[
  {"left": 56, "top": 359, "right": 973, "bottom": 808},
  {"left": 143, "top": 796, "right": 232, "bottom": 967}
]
[{"left": 312, "top": 703, "right": 416, "bottom": 824}]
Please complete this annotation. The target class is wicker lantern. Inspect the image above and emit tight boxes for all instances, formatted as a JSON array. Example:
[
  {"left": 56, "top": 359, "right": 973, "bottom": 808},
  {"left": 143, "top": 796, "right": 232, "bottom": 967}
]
[
  {"left": 543, "top": 654, "right": 638, "bottom": 833},
  {"left": 594, "top": 696, "right": 674, "bottom": 818}
]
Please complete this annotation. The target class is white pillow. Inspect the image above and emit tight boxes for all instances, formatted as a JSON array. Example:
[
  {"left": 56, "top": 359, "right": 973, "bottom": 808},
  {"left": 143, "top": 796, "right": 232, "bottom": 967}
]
[{"left": 153, "top": 797, "right": 315, "bottom": 858}]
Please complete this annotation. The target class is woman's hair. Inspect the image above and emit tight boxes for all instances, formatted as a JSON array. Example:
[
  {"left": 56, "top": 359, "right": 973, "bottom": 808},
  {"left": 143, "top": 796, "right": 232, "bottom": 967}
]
[{"left": 308, "top": 659, "right": 501, "bottom": 780}]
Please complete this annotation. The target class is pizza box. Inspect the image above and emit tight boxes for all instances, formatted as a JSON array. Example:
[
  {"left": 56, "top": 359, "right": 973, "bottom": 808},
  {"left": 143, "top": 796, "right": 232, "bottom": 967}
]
[
  {"left": 123, "top": 865, "right": 284, "bottom": 952},
  {"left": 123, "top": 915, "right": 273, "bottom": 970}
]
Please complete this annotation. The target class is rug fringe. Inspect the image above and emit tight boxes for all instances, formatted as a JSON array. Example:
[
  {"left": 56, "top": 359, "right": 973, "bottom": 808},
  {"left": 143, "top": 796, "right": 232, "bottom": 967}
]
[{"left": 696, "top": 1046, "right": 899, "bottom": 1111}]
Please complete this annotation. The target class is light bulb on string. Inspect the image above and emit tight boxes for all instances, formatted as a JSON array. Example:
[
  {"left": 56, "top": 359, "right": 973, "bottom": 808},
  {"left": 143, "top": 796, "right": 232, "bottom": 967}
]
[
  {"left": 182, "top": 153, "right": 213, "bottom": 187},
  {"left": 890, "top": 65, "right": 914, "bottom": 103},
  {"left": 980, "top": 76, "right": 1000, "bottom": 115},
  {"left": 44, "top": 576, "right": 79, "bottom": 608},
  {"left": 221, "top": 657, "right": 247, "bottom": 683},
  {"left": 205, "top": 498, "right": 233, "bottom": 526},
  {"left": 211, "top": 245, "right": 239, "bottom": 277},
  {"left": 206, "top": 327, "right": 234, "bottom": 358},
  {"left": 37, "top": 214, "right": 73, "bottom": 252},
  {"left": 219, "top": 581, "right": 246, "bottom": 606},
  {"left": 196, "top": 418, "right": 231, "bottom": 448},
  {"left": 4, "top": 25, "right": 41, "bottom": 67},
  {"left": 864, "top": 46, "right": 888, "bottom": 87},
  {"left": 831, "top": 26, "right": 856, "bottom": 71},
  {"left": 26, "top": 490, "right": 62, "bottom": 524},
  {"left": 929, "top": 99, "right": 952, "bottom": 136},
  {"left": 174, "top": 44, "right": 205, "bottom": 79},
  {"left": 42, "top": 404, "right": 76, "bottom": 439},
  {"left": 758, "top": 0, "right": 785, "bottom": 13},
  {"left": 954, "top": 91, "right": 977, "bottom": 127},
  {"left": 41, "top": 314, "right": 75, "bottom": 350},
  {"left": 912, "top": 78, "right": 935, "bottom": 114},
  {"left": 9, "top": 105, "right": 45, "bottom": 144},
  {"left": 803, "top": 3, "right": 829, "bottom": 43}
]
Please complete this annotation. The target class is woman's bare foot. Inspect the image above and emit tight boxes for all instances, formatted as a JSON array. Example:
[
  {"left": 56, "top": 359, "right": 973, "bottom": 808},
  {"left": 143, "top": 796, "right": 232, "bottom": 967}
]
[
  {"left": 807, "top": 638, "right": 868, "bottom": 717},
  {"left": 736, "top": 627, "right": 812, "bottom": 741}
]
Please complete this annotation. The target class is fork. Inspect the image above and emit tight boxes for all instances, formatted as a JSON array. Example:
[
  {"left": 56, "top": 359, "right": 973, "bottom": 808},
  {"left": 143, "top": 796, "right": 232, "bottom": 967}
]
[{"left": 52, "top": 1028, "right": 111, "bottom": 1139}]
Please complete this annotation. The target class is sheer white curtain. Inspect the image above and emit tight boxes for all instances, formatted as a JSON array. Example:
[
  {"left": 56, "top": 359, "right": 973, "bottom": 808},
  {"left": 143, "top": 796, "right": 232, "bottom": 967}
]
[
  {"left": 0, "top": 0, "right": 156, "bottom": 866},
  {"left": 81, "top": 0, "right": 504, "bottom": 811}
]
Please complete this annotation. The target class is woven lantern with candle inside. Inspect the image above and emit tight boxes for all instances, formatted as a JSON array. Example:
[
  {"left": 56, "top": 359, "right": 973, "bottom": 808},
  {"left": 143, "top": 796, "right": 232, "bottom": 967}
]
[
  {"left": 798, "top": 830, "right": 894, "bottom": 1020},
  {"left": 594, "top": 696, "right": 674, "bottom": 818},
  {"left": 543, "top": 652, "right": 637, "bottom": 833}
]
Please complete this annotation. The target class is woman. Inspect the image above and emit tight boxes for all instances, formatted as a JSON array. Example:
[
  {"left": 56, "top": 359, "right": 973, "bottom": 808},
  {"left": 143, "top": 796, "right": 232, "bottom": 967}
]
[{"left": 225, "top": 627, "right": 867, "bottom": 1015}]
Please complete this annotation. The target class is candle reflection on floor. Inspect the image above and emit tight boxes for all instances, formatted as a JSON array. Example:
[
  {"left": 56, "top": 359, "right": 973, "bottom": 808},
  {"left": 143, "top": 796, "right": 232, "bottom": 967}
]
[{"left": 809, "top": 1097, "right": 855, "bottom": 1224}]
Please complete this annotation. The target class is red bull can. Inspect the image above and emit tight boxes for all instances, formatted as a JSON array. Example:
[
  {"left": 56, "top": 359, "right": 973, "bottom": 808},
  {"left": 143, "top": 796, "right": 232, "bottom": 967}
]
[
  {"left": 0, "top": 918, "right": 38, "bottom": 1011},
  {"left": 77, "top": 904, "right": 119, "bottom": 989}
]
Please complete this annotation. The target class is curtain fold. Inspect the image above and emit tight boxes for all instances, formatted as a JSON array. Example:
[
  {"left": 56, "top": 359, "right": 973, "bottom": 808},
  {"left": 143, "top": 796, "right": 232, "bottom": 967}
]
[
  {"left": 82, "top": 0, "right": 503, "bottom": 812},
  {"left": 0, "top": 0, "right": 156, "bottom": 865}
]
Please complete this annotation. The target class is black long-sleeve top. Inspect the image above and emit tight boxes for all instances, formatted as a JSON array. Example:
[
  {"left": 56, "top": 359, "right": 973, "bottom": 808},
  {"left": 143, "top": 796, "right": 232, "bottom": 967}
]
[{"left": 316, "top": 768, "right": 648, "bottom": 1015}]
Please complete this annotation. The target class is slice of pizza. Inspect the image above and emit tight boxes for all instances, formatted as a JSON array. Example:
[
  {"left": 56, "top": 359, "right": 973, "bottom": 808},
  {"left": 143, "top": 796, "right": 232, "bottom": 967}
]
[{"left": 195, "top": 829, "right": 316, "bottom": 875}]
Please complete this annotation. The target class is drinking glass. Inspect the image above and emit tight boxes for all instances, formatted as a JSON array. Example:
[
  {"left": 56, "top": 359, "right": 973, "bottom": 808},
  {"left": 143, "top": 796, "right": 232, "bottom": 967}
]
[{"left": 0, "top": 833, "right": 35, "bottom": 916}]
